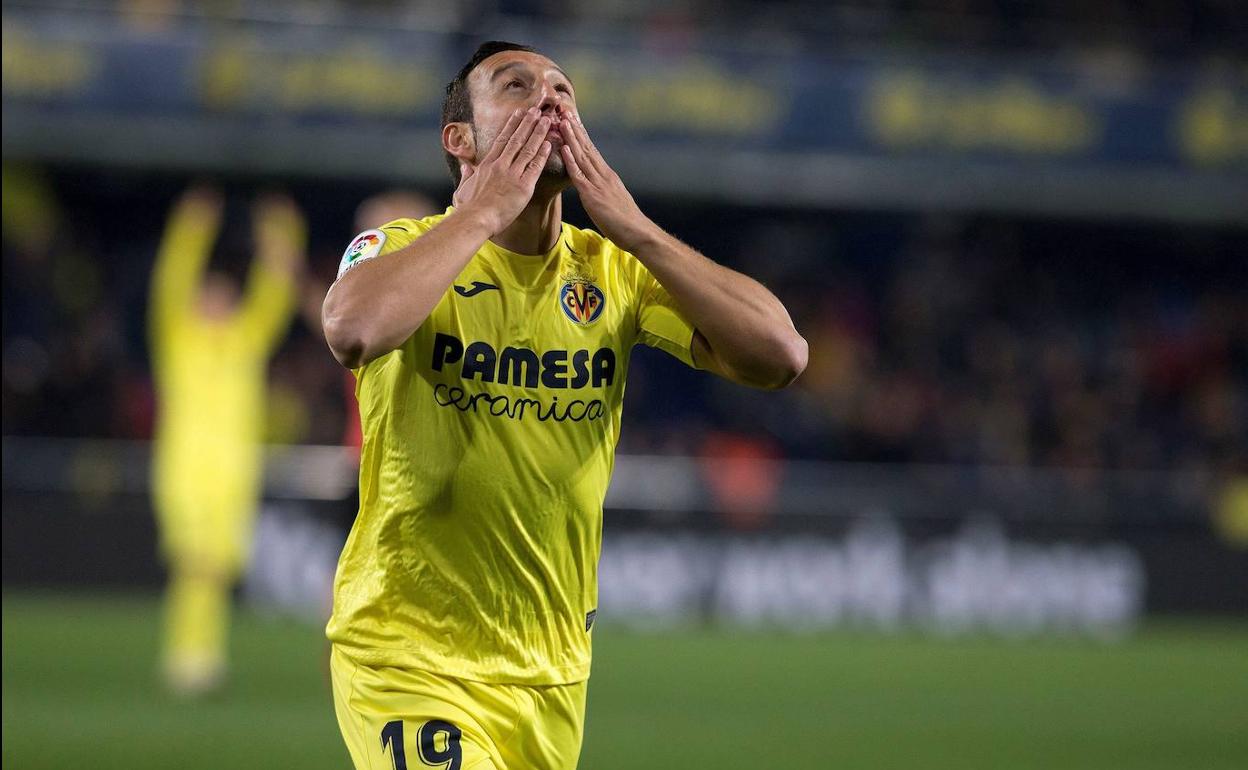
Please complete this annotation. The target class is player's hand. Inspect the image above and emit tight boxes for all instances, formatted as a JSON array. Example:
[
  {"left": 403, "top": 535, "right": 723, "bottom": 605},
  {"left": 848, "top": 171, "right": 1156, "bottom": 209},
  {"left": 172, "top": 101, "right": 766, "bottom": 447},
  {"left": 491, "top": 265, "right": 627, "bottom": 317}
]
[
  {"left": 558, "top": 113, "right": 658, "bottom": 252},
  {"left": 453, "top": 107, "right": 554, "bottom": 235},
  {"left": 176, "top": 184, "right": 224, "bottom": 227},
  {"left": 253, "top": 193, "right": 306, "bottom": 273}
]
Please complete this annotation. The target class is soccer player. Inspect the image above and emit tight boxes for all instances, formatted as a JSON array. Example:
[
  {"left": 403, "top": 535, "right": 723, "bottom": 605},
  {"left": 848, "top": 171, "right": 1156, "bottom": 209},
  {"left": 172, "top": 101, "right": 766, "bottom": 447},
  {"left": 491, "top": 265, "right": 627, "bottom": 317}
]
[
  {"left": 322, "top": 42, "right": 807, "bottom": 769},
  {"left": 150, "top": 185, "right": 304, "bottom": 695}
]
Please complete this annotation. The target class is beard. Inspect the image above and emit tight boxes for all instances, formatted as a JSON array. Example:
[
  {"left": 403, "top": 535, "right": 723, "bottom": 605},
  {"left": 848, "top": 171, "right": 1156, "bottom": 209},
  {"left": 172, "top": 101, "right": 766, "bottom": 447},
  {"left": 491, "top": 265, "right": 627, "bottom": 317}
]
[
  {"left": 474, "top": 123, "right": 567, "bottom": 179},
  {"left": 541, "top": 151, "right": 567, "bottom": 178}
]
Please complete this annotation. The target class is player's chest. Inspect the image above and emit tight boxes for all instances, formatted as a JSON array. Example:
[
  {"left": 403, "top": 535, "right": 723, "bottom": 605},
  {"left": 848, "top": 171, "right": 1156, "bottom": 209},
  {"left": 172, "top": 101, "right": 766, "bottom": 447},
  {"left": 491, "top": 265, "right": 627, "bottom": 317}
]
[
  {"left": 432, "top": 269, "right": 627, "bottom": 350},
  {"left": 410, "top": 268, "right": 628, "bottom": 395}
]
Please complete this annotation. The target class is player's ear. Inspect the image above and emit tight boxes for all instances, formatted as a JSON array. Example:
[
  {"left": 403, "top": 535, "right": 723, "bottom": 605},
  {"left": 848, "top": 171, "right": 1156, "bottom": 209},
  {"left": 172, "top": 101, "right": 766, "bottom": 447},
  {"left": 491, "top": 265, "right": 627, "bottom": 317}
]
[{"left": 442, "top": 123, "right": 475, "bottom": 164}]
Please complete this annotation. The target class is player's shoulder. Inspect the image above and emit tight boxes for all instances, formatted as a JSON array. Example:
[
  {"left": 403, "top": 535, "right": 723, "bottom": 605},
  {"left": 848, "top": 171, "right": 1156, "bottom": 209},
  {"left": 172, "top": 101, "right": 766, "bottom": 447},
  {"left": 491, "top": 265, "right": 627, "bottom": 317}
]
[
  {"left": 377, "top": 210, "right": 448, "bottom": 238},
  {"left": 562, "top": 222, "right": 616, "bottom": 256},
  {"left": 559, "top": 224, "right": 655, "bottom": 313},
  {"left": 561, "top": 222, "right": 643, "bottom": 274},
  {"left": 569, "top": 223, "right": 655, "bottom": 279},
  {"left": 561, "top": 221, "right": 599, "bottom": 250},
  {"left": 337, "top": 210, "right": 450, "bottom": 279}
]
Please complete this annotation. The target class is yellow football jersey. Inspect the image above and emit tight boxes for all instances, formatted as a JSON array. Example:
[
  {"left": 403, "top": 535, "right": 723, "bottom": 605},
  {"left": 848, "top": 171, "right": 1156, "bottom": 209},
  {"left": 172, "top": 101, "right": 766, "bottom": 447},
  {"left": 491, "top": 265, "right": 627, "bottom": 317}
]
[{"left": 326, "top": 208, "right": 697, "bottom": 685}]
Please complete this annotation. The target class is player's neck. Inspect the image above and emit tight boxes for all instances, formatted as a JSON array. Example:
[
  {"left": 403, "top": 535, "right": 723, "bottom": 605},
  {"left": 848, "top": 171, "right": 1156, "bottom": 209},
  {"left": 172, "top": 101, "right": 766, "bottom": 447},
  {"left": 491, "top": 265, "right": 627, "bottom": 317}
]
[{"left": 492, "top": 189, "right": 562, "bottom": 256}]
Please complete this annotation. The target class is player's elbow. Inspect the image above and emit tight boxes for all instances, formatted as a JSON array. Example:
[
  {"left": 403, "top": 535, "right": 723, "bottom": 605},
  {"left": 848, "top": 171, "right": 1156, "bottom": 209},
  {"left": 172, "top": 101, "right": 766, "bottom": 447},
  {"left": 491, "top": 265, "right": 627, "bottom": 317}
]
[
  {"left": 323, "top": 315, "right": 365, "bottom": 369},
  {"left": 323, "top": 306, "right": 405, "bottom": 369},
  {"left": 322, "top": 296, "right": 369, "bottom": 369},
  {"left": 723, "top": 331, "right": 807, "bottom": 391},
  {"left": 738, "top": 329, "right": 808, "bottom": 389},
  {"left": 757, "top": 331, "right": 808, "bottom": 390}
]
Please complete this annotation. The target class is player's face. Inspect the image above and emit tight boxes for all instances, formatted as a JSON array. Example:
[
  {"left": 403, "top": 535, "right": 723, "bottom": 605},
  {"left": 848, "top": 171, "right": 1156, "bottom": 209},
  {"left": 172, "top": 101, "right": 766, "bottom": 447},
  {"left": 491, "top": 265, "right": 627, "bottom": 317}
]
[
  {"left": 197, "top": 271, "right": 240, "bottom": 320},
  {"left": 468, "top": 51, "right": 577, "bottom": 178}
]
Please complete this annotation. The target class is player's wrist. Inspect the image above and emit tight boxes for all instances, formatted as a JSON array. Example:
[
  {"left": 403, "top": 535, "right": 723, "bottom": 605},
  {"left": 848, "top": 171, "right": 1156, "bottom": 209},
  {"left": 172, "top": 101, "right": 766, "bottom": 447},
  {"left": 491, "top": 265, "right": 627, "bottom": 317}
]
[
  {"left": 611, "top": 216, "right": 664, "bottom": 255},
  {"left": 449, "top": 203, "right": 504, "bottom": 240}
]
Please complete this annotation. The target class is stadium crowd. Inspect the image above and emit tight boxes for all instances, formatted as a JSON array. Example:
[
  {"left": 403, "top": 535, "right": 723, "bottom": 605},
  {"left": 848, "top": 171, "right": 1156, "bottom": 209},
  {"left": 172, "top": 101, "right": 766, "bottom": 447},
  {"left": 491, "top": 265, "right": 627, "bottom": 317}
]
[{"left": 3, "top": 166, "right": 1244, "bottom": 478}]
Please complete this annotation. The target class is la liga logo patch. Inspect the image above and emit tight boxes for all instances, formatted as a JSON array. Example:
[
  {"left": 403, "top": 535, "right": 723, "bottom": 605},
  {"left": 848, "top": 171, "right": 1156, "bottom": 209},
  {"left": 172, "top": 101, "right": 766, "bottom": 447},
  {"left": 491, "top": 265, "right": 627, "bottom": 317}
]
[
  {"left": 559, "top": 278, "right": 606, "bottom": 326},
  {"left": 336, "top": 229, "right": 386, "bottom": 278}
]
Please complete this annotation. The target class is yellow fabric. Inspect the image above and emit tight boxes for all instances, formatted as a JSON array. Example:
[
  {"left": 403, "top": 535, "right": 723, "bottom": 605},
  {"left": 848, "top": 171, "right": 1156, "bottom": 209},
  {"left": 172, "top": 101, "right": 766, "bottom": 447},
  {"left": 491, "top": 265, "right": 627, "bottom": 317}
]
[
  {"left": 1213, "top": 476, "right": 1248, "bottom": 548},
  {"left": 162, "top": 571, "right": 230, "bottom": 678},
  {"left": 327, "top": 208, "right": 697, "bottom": 685},
  {"left": 149, "top": 200, "right": 297, "bottom": 573},
  {"left": 330, "top": 645, "right": 587, "bottom": 770}
]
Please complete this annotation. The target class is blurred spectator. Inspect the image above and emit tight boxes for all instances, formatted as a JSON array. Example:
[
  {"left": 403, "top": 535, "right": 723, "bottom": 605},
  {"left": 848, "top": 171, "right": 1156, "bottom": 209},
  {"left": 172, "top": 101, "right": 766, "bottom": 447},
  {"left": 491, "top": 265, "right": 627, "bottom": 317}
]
[
  {"left": 699, "top": 431, "right": 783, "bottom": 530},
  {"left": 148, "top": 184, "right": 305, "bottom": 697},
  {"left": 1214, "top": 473, "right": 1248, "bottom": 548},
  {"left": 354, "top": 189, "right": 440, "bottom": 236}
]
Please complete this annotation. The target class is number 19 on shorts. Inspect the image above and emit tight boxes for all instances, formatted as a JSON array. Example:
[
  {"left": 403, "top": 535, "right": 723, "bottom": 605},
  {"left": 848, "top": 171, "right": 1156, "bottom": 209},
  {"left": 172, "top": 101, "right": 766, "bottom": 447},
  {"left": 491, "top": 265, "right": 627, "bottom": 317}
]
[{"left": 381, "top": 719, "right": 462, "bottom": 770}]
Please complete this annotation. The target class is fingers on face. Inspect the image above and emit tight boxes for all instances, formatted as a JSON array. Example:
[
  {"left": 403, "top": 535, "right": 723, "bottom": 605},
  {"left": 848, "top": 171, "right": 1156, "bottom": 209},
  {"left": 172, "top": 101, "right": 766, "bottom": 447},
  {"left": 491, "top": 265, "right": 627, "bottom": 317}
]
[
  {"left": 560, "top": 144, "right": 584, "bottom": 180},
  {"left": 502, "top": 109, "right": 546, "bottom": 165},
  {"left": 559, "top": 117, "right": 595, "bottom": 178},
  {"left": 515, "top": 113, "right": 552, "bottom": 167},
  {"left": 482, "top": 109, "right": 526, "bottom": 163},
  {"left": 576, "top": 118, "right": 608, "bottom": 176},
  {"left": 522, "top": 141, "right": 554, "bottom": 181},
  {"left": 569, "top": 113, "right": 592, "bottom": 146}
]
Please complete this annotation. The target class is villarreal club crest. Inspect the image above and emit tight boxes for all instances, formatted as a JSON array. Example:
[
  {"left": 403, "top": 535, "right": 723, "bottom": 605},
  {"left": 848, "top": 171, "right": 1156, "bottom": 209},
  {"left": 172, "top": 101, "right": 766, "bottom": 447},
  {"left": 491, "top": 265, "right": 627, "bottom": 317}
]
[{"left": 559, "top": 274, "right": 606, "bottom": 326}]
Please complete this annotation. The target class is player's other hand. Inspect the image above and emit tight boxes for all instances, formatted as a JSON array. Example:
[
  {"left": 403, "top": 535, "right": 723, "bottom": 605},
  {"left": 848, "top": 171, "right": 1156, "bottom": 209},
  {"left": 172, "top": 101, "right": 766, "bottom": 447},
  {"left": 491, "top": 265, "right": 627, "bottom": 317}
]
[
  {"left": 176, "top": 184, "right": 224, "bottom": 227},
  {"left": 452, "top": 107, "right": 553, "bottom": 236},
  {"left": 253, "top": 192, "right": 307, "bottom": 273},
  {"left": 558, "top": 114, "right": 657, "bottom": 252}
]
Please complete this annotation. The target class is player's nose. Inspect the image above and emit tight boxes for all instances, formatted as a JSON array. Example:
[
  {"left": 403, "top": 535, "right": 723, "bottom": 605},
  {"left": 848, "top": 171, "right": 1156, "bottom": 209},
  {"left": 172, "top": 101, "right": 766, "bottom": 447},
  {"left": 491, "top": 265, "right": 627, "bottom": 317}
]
[{"left": 536, "top": 83, "right": 561, "bottom": 116}]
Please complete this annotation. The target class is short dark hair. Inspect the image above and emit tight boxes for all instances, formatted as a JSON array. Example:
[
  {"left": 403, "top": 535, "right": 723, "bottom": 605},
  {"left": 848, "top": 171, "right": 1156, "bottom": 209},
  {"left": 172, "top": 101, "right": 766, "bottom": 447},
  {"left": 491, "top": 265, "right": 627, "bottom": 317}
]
[{"left": 441, "top": 41, "right": 538, "bottom": 185}]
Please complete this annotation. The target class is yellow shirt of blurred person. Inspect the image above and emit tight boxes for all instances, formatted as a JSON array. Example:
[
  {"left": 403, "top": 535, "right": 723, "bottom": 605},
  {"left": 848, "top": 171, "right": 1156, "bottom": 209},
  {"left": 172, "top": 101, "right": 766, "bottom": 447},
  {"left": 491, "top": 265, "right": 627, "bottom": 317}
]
[
  {"left": 326, "top": 209, "right": 697, "bottom": 685},
  {"left": 1214, "top": 475, "right": 1248, "bottom": 548},
  {"left": 149, "top": 191, "right": 302, "bottom": 572}
]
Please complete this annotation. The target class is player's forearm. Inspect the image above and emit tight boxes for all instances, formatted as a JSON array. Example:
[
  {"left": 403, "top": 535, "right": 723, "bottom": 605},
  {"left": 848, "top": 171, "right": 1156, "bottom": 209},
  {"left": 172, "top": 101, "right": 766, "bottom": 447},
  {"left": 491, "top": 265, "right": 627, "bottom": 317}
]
[
  {"left": 240, "top": 262, "right": 299, "bottom": 351},
  {"left": 151, "top": 206, "right": 216, "bottom": 314},
  {"left": 244, "top": 219, "right": 304, "bottom": 332},
  {"left": 630, "top": 226, "right": 808, "bottom": 389},
  {"left": 322, "top": 209, "right": 493, "bottom": 369}
]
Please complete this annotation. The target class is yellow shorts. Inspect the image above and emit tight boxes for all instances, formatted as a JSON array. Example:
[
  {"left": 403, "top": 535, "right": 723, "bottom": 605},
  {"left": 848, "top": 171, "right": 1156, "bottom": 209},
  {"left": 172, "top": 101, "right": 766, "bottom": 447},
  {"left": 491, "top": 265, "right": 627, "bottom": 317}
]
[
  {"left": 330, "top": 646, "right": 587, "bottom": 770},
  {"left": 154, "top": 497, "right": 256, "bottom": 576}
]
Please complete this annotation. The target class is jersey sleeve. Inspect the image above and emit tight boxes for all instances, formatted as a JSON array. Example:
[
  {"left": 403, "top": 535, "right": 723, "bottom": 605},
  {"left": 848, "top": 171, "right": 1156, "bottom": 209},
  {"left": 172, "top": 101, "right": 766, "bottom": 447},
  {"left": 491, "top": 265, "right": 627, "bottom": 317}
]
[
  {"left": 149, "top": 196, "right": 217, "bottom": 346},
  {"left": 335, "top": 217, "right": 439, "bottom": 376},
  {"left": 335, "top": 219, "right": 430, "bottom": 280},
  {"left": 236, "top": 257, "right": 298, "bottom": 354},
  {"left": 633, "top": 260, "right": 699, "bottom": 369},
  {"left": 236, "top": 203, "right": 306, "bottom": 353}
]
